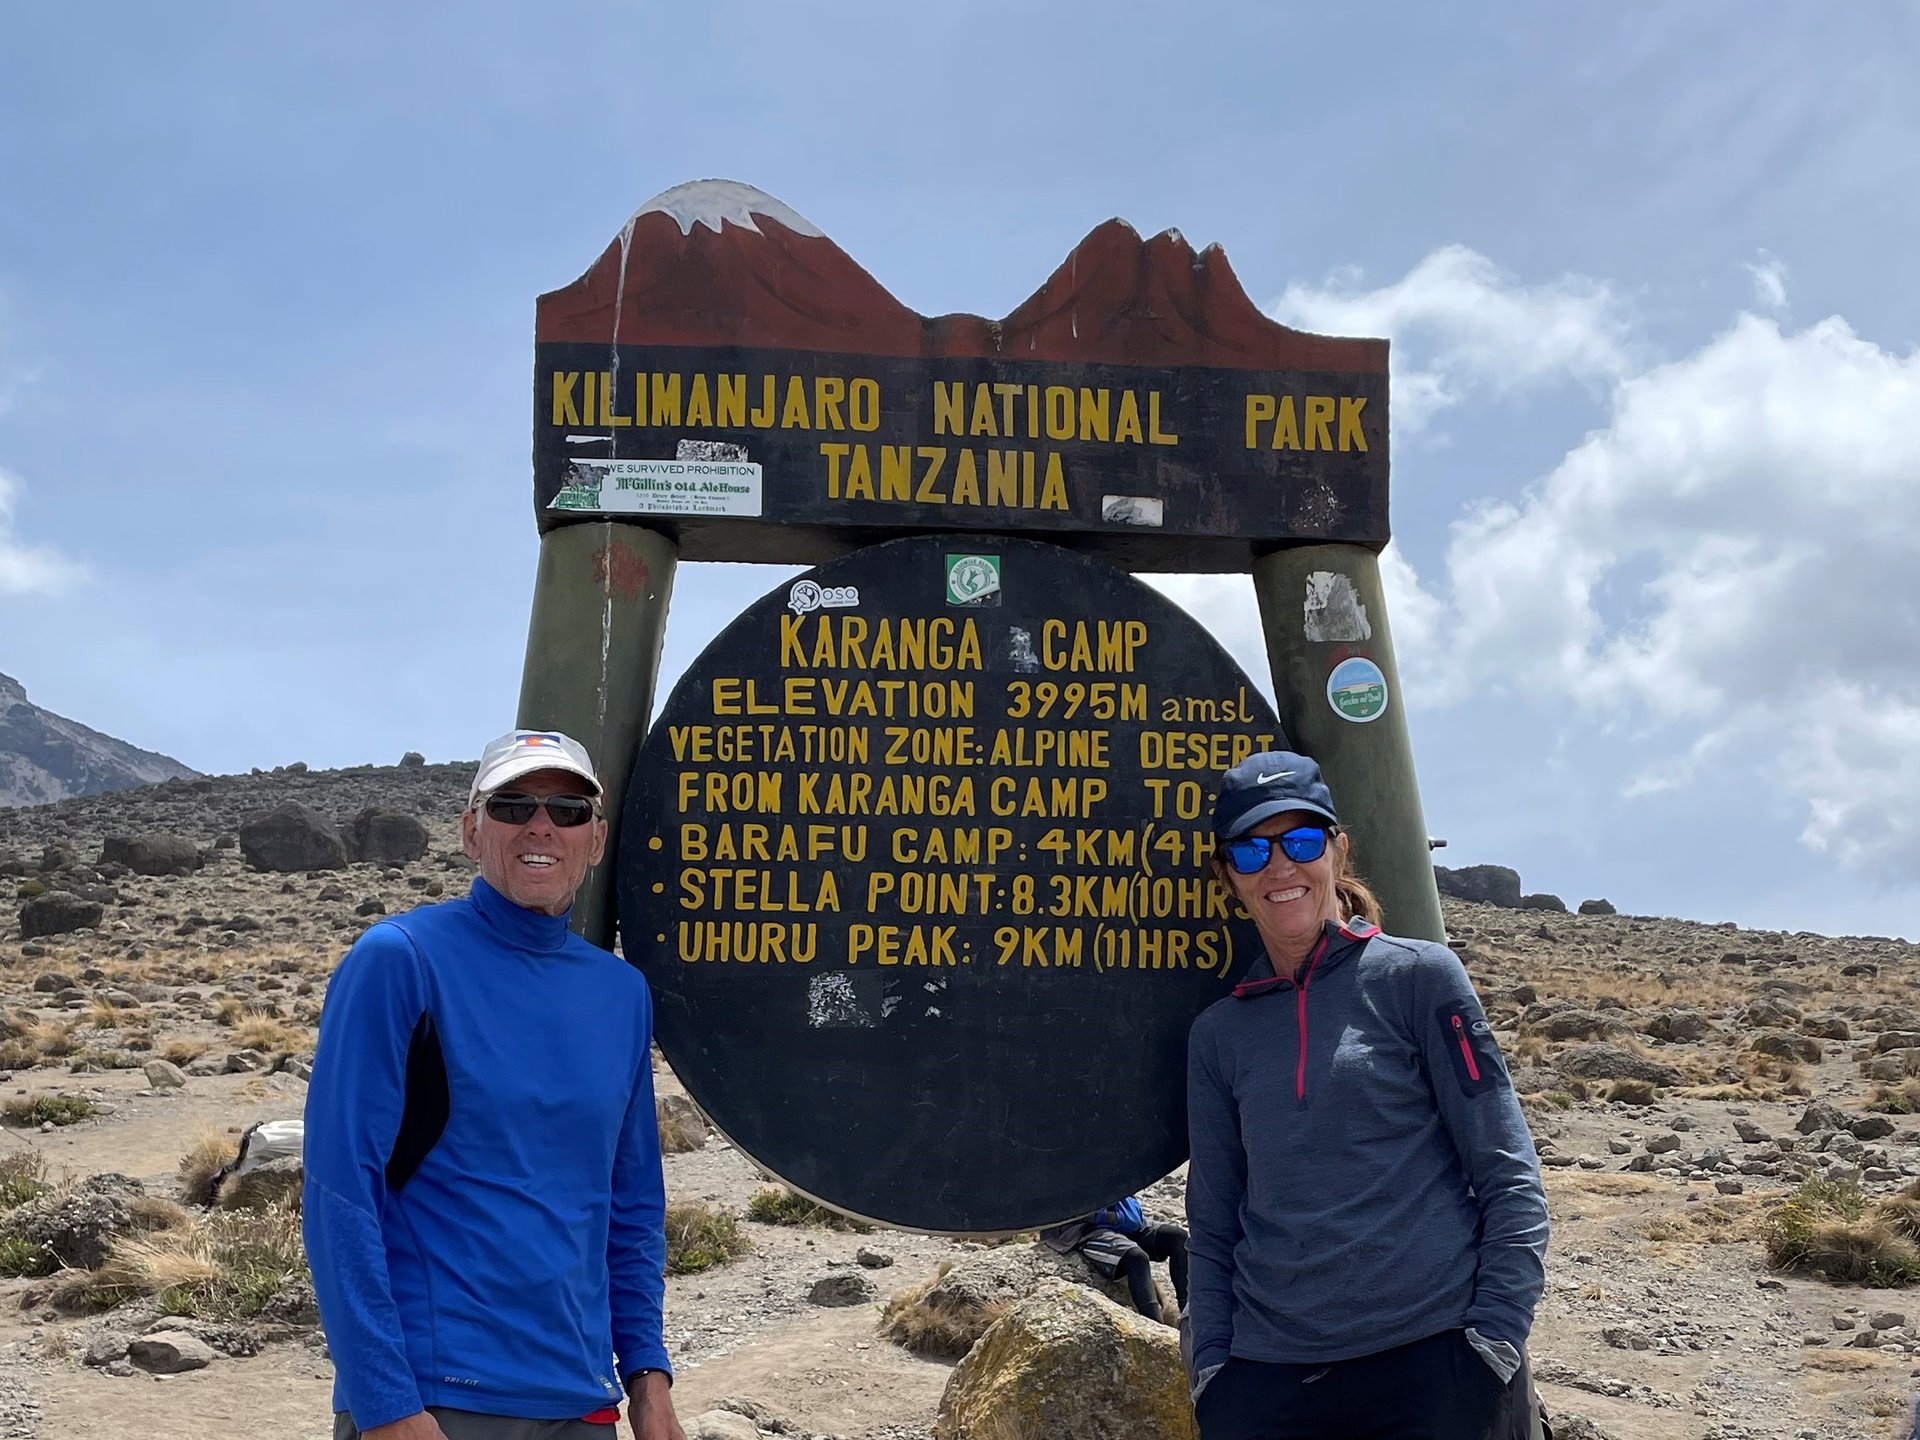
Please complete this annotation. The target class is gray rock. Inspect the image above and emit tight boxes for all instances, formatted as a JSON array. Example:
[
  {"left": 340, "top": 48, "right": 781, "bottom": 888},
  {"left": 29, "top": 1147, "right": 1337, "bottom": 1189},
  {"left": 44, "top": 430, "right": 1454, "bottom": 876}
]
[
  {"left": 807, "top": 1271, "right": 877, "bottom": 1306},
  {"left": 31, "top": 971, "right": 76, "bottom": 993},
  {"left": 1539, "top": 1010, "right": 1627, "bottom": 1042},
  {"left": 1800, "top": 1013, "right": 1852, "bottom": 1041},
  {"left": 1518, "top": 892, "right": 1567, "bottom": 913},
  {"left": 345, "top": 807, "right": 430, "bottom": 867},
  {"left": 142, "top": 1059, "right": 188, "bottom": 1090},
  {"left": 1715, "top": 1179, "right": 1745, "bottom": 1194},
  {"left": 0, "top": 1173, "right": 143, "bottom": 1270},
  {"left": 19, "top": 892, "right": 104, "bottom": 939},
  {"left": 1644, "top": 1134, "right": 1682, "bottom": 1154},
  {"left": 1434, "top": 865, "right": 1522, "bottom": 908},
  {"left": 1749, "top": 1030, "right": 1822, "bottom": 1065},
  {"left": 856, "top": 1246, "right": 895, "bottom": 1269},
  {"left": 1601, "top": 1325, "right": 1652, "bottom": 1350},
  {"left": 1850, "top": 1115, "right": 1897, "bottom": 1141},
  {"left": 1577, "top": 898, "right": 1617, "bottom": 916},
  {"left": 1734, "top": 1120, "right": 1771, "bottom": 1144},
  {"left": 82, "top": 1332, "right": 129, "bottom": 1366},
  {"left": 1743, "top": 996, "right": 1804, "bottom": 1028},
  {"left": 685, "top": 1413, "right": 760, "bottom": 1440},
  {"left": 239, "top": 803, "right": 348, "bottom": 872},
  {"left": 1554, "top": 1044, "right": 1683, "bottom": 1087},
  {"left": 98, "top": 833, "right": 202, "bottom": 877},
  {"left": 1638, "top": 1008, "right": 1711, "bottom": 1044},
  {"left": 1870, "top": 1310, "right": 1908, "bottom": 1331},
  {"left": 223, "top": 1049, "right": 268, "bottom": 1074},
  {"left": 399, "top": 751, "right": 427, "bottom": 768},
  {"left": 1799, "top": 1102, "right": 1850, "bottom": 1135},
  {"left": 127, "top": 1331, "right": 214, "bottom": 1374}
]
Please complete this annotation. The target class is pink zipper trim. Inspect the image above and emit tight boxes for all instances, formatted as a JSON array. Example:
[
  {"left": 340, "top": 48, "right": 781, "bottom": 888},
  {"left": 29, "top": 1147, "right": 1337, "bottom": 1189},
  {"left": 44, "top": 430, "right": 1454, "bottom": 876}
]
[
  {"left": 1452, "top": 1014, "right": 1482, "bottom": 1081},
  {"left": 1294, "top": 937, "right": 1327, "bottom": 1100}
]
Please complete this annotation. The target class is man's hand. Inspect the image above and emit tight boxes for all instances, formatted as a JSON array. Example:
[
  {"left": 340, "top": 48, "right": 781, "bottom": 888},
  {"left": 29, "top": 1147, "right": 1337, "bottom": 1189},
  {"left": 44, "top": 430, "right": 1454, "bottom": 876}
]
[
  {"left": 363, "top": 1413, "right": 449, "bottom": 1440},
  {"left": 629, "top": 1371, "right": 686, "bottom": 1440}
]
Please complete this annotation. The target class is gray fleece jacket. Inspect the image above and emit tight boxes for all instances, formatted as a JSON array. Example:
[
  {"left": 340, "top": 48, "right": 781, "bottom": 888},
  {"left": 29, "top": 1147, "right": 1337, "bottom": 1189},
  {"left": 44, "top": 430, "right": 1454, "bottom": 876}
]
[{"left": 1184, "top": 917, "right": 1548, "bottom": 1377}]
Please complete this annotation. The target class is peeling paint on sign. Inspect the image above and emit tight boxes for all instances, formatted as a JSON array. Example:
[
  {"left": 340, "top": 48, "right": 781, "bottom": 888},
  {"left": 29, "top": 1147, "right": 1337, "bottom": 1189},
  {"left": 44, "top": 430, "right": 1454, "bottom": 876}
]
[{"left": 1304, "top": 571, "right": 1372, "bottom": 643}]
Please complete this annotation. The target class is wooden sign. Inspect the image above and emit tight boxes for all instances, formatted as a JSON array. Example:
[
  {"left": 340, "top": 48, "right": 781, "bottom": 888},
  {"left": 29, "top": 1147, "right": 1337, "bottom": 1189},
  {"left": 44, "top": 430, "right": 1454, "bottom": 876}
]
[
  {"left": 618, "top": 534, "right": 1285, "bottom": 1230},
  {"left": 536, "top": 181, "right": 1389, "bottom": 572}
]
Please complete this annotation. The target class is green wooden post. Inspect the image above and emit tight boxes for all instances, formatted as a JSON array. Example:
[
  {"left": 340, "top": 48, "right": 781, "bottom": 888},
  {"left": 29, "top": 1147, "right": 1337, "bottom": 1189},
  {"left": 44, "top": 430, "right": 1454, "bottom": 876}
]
[
  {"left": 516, "top": 521, "right": 679, "bottom": 950},
  {"left": 1251, "top": 543, "right": 1445, "bottom": 943}
]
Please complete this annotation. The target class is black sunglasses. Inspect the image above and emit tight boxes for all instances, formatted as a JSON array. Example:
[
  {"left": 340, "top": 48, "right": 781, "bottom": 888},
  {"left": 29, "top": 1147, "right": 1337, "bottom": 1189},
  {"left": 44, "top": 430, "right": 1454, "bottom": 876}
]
[
  {"left": 1222, "top": 826, "right": 1334, "bottom": 874},
  {"left": 482, "top": 792, "right": 600, "bottom": 828}
]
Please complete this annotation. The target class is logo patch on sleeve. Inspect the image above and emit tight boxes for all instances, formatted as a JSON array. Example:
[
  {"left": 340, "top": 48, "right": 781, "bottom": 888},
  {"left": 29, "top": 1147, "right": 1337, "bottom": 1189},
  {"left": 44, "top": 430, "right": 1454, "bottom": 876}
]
[{"left": 1436, "top": 1001, "right": 1508, "bottom": 1096}]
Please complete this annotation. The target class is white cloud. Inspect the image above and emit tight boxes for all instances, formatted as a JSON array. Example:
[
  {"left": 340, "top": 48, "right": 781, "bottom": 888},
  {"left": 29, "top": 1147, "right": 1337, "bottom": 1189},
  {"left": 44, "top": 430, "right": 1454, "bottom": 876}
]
[
  {"left": 0, "top": 468, "right": 84, "bottom": 597},
  {"left": 1270, "top": 246, "right": 1637, "bottom": 431},
  {"left": 1387, "top": 298, "right": 1920, "bottom": 883},
  {"left": 1747, "top": 253, "right": 1790, "bottom": 312}
]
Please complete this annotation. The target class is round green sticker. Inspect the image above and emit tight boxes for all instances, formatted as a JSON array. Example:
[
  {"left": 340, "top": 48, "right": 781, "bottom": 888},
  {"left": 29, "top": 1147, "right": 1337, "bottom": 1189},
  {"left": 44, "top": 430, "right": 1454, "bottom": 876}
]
[{"left": 1327, "top": 656, "right": 1388, "bottom": 723}]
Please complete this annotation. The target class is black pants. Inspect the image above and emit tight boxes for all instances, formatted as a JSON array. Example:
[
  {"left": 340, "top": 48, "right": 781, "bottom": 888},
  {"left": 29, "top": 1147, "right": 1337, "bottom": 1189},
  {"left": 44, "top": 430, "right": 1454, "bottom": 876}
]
[
  {"left": 1085, "top": 1220, "right": 1191, "bottom": 1321},
  {"left": 1195, "top": 1330, "right": 1519, "bottom": 1440}
]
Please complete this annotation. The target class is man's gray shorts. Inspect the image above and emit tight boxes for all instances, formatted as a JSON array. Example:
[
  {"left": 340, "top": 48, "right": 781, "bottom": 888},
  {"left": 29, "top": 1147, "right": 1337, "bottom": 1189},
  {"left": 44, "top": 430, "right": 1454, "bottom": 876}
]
[{"left": 334, "top": 1408, "right": 614, "bottom": 1440}]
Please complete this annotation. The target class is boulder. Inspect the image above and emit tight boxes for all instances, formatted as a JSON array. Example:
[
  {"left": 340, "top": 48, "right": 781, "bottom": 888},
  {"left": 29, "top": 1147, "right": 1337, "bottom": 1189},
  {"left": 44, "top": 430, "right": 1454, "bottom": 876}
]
[
  {"left": 1800, "top": 1014, "right": 1852, "bottom": 1041},
  {"left": 218, "top": 1154, "right": 303, "bottom": 1211},
  {"left": 1743, "top": 996, "right": 1804, "bottom": 1028},
  {"left": 142, "top": 1059, "right": 188, "bottom": 1090},
  {"left": 399, "top": 751, "right": 427, "bottom": 768},
  {"left": 685, "top": 1414, "right": 760, "bottom": 1440},
  {"left": 808, "top": 1271, "right": 877, "bottom": 1306},
  {"left": 1638, "top": 1008, "right": 1711, "bottom": 1044},
  {"left": 345, "top": 807, "right": 430, "bottom": 867},
  {"left": 1796, "top": 1102, "right": 1849, "bottom": 1135},
  {"left": 1554, "top": 1044, "right": 1683, "bottom": 1087},
  {"left": 128, "top": 1331, "right": 214, "bottom": 1374},
  {"left": 1577, "top": 899, "right": 1618, "bottom": 916},
  {"left": 99, "top": 833, "right": 201, "bottom": 877},
  {"left": 1433, "top": 865, "right": 1522, "bottom": 909},
  {"left": 238, "top": 803, "right": 347, "bottom": 872},
  {"left": 934, "top": 1281, "right": 1194, "bottom": 1440},
  {"left": 1518, "top": 893, "right": 1568, "bottom": 913},
  {"left": 1538, "top": 1010, "right": 1626, "bottom": 1042},
  {"left": 1749, "top": 1030, "right": 1822, "bottom": 1065},
  {"left": 880, "top": 1242, "right": 1171, "bottom": 1359},
  {"left": 18, "top": 893, "right": 104, "bottom": 940},
  {"left": 0, "top": 1173, "right": 143, "bottom": 1270}
]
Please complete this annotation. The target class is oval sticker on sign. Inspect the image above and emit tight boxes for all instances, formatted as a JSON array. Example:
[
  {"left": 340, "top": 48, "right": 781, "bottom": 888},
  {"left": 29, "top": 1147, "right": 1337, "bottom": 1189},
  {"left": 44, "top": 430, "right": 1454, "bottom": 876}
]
[{"left": 1327, "top": 655, "right": 1389, "bottom": 723}]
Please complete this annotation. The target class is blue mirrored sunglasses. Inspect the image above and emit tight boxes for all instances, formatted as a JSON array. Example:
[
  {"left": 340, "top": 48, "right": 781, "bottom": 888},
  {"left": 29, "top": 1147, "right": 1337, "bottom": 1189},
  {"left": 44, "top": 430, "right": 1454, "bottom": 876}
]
[{"left": 1222, "top": 826, "right": 1332, "bottom": 874}]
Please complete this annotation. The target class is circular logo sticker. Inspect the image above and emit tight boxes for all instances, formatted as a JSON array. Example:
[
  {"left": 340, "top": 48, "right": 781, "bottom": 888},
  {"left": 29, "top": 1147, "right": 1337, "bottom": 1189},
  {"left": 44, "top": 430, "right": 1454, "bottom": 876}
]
[{"left": 1327, "top": 656, "right": 1389, "bottom": 723}]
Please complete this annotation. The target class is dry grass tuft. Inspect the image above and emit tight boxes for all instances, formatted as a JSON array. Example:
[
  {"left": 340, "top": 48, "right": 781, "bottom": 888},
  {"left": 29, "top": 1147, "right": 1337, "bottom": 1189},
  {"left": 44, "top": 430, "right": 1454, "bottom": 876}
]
[
  {"left": 664, "top": 1202, "right": 750, "bottom": 1275},
  {"left": 0, "top": 1150, "right": 49, "bottom": 1210},
  {"left": 59, "top": 1205, "right": 308, "bottom": 1318},
  {"left": 1765, "top": 1177, "right": 1920, "bottom": 1286},
  {"left": 1867, "top": 1079, "right": 1920, "bottom": 1115},
  {"left": 231, "top": 1016, "right": 312, "bottom": 1054},
  {"left": 878, "top": 1263, "right": 1002, "bottom": 1359},
  {"left": 1, "top": 1094, "right": 94, "bottom": 1127},
  {"left": 1642, "top": 1197, "right": 1765, "bottom": 1246},
  {"left": 746, "top": 1184, "right": 873, "bottom": 1232},
  {"left": 161, "top": 1038, "right": 210, "bottom": 1066},
  {"left": 179, "top": 1128, "right": 239, "bottom": 1207}
]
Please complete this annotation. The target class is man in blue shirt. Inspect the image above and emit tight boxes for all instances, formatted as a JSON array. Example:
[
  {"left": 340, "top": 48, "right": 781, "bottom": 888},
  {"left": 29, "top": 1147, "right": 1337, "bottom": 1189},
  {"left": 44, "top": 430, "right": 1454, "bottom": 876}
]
[{"left": 305, "top": 730, "right": 684, "bottom": 1440}]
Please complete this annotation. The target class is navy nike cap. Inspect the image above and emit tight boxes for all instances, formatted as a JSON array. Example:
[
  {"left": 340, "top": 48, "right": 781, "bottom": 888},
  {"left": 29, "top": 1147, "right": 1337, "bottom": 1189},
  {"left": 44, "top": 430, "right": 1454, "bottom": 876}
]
[{"left": 1211, "top": 750, "right": 1339, "bottom": 840}]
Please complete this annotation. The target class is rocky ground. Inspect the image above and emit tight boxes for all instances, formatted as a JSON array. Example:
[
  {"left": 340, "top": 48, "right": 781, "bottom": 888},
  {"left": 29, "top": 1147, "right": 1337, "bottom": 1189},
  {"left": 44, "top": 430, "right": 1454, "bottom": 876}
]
[{"left": 0, "top": 762, "right": 1915, "bottom": 1438}]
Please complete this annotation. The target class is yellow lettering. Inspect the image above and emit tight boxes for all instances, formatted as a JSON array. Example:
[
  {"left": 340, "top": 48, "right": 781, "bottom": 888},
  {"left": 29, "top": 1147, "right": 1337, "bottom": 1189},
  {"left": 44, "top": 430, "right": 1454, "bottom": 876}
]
[
  {"left": 551, "top": 372, "right": 580, "bottom": 427},
  {"left": 1338, "top": 396, "right": 1368, "bottom": 451}
]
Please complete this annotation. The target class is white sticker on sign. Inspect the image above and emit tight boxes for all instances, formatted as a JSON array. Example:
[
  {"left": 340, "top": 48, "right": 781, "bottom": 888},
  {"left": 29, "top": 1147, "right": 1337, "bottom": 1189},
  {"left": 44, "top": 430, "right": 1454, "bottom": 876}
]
[{"left": 548, "top": 459, "right": 763, "bottom": 518}]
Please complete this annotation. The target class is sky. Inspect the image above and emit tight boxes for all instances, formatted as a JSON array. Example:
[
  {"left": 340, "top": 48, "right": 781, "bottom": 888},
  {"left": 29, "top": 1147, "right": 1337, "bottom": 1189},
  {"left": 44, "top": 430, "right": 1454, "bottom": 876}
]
[{"left": 2, "top": 3, "right": 1917, "bottom": 939}]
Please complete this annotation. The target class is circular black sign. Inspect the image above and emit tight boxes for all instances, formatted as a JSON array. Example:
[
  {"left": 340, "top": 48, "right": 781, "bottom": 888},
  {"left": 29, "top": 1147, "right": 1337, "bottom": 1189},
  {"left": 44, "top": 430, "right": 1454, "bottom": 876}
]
[{"left": 619, "top": 535, "right": 1286, "bottom": 1232}]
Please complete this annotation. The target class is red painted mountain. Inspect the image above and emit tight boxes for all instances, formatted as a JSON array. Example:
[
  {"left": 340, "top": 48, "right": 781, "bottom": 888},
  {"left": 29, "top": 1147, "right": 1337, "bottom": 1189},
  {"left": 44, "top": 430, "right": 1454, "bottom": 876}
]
[{"left": 537, "top": 179, "right": 1384, "bottom": 374}]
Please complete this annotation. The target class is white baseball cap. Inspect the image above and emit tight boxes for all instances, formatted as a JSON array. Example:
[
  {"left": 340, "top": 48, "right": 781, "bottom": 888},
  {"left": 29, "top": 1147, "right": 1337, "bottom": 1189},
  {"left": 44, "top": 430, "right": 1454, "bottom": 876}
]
[{"left": 470, "top": 730, "right": 603, "bottom": 805}]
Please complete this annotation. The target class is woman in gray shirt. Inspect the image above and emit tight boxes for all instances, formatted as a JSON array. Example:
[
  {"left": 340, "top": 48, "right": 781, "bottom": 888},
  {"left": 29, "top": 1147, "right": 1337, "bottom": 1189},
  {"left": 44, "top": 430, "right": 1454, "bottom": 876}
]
[{"left": 1186, "top": 751, "right": 1548, "bottom": 1440}]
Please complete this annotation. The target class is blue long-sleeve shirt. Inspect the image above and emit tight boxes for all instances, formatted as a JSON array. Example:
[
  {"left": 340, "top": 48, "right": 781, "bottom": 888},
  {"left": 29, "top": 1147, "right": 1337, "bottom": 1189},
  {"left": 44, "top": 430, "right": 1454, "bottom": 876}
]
[
  {"left": 1185, "top": 919, "right": 1547, "bottom": 1377},
  {"left": 303, "top": 878, "right": 671, "bottom": 1429}
]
